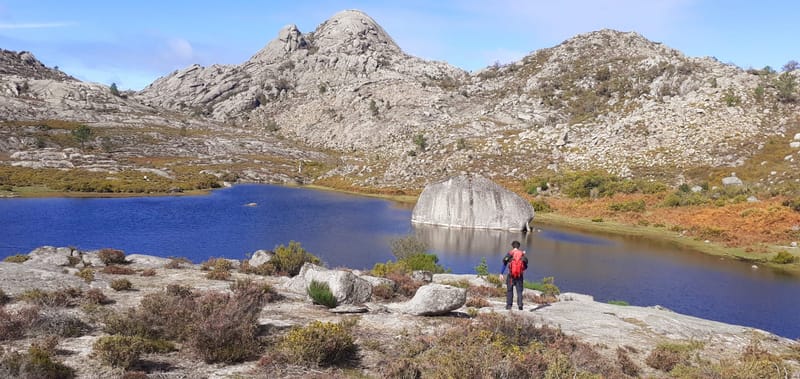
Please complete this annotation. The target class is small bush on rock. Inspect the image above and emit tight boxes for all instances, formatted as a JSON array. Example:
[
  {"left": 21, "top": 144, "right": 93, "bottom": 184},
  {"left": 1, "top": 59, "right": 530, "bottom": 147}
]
[
  {"left": 270, "top": 241, "right": 321, "bottom": 276},
  {"left": 97, "top": 248, "right": 126, "bottom": 265},
  {"left": 307, "top": 280, "right": 337, "bottom": 308},
  {"left": 771, "top": 251, "right": 797, "bottom": 264}
]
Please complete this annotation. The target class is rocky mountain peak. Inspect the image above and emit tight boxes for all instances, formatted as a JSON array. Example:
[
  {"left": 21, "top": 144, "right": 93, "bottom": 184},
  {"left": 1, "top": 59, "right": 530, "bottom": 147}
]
[
  {"left": 311, "top": 9, "right": 400, "bottom": 55},
  {"left": 248, "top": 23, "right": 309, "bottom": 63},
  {"left": 0, "top": 49, "right": 74, "bottom": 81}
]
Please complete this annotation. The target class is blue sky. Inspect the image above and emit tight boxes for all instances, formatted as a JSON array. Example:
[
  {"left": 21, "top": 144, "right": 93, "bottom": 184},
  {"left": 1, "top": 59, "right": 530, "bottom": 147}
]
[{"left": 0, "top": 0, "right": 797, "bottom": 90}]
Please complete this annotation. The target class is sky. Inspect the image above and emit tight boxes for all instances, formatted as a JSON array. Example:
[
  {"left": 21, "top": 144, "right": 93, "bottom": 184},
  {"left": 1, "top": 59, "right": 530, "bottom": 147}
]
[{"left": 0, "top": 0, "right": 797, "bottom": 90}]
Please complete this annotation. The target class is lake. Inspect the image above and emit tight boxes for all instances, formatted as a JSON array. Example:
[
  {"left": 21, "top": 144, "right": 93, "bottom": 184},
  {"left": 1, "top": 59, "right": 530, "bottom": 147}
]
[{"left": 1, "top": 184, "right": 798, "bottom": 339}]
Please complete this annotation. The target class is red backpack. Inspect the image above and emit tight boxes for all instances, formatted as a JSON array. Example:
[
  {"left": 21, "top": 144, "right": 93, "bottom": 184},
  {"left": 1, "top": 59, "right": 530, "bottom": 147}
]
[{"left": 508, "top": 249, "right": 525, "bottom": 279}]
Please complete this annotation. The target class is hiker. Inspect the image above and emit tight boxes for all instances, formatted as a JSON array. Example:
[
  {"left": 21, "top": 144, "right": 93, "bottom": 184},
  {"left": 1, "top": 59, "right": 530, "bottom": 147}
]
[{"left": 499, "top": 240, "right": 528, "bottom": 310}]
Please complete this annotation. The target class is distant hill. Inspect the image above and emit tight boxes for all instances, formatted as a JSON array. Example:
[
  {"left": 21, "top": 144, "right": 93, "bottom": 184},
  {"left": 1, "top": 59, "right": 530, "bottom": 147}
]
[{"left": 2, "top": 9, "right": 800, "bottom": 190}]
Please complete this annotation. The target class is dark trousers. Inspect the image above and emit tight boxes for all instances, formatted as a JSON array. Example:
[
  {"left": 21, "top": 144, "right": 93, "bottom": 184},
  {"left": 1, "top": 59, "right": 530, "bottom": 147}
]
[{"left": 506, "top": 275, "right": 523, "bottom": 309}]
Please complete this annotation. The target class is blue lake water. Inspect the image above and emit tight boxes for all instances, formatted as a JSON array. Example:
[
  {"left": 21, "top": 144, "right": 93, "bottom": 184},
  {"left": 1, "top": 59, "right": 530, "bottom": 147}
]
[{"left": 1, "top": 184, "right": 798, "bottom": 339}]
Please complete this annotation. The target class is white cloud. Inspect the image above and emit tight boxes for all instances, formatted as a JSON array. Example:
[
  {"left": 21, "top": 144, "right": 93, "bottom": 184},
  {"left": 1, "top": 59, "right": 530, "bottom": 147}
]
[{"left": 0, "top": 21, "right": 76, "bottom": 29}]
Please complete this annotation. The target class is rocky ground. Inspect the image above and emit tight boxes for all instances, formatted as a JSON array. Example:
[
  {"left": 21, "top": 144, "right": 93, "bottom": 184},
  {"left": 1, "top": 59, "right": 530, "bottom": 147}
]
[{"left": 1, "top": 246, "right": 798, "bottom": 378}]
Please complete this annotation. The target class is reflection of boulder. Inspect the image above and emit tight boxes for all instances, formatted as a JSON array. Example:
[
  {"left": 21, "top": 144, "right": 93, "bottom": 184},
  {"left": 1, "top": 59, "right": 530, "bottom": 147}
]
[
  {"left": 412, "top": 174, "right": 534, "bottom": 231},
  {"left": 413, "top": 224, "right": 516, "bottom": 257}
]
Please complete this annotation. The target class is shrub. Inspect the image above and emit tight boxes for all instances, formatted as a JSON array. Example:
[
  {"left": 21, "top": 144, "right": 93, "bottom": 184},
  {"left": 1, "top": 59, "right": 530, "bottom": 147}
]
[
  {"left": 17, "top": 288, "right": 83, "bottom": 308},
  {"left": 413, "top": 133, "right": 427, "bottom": 152},
  {"left": 76, "top": 268, "right": 94, "bottom": 283},
  {"left": 0, "top": 346, "right": 75, "bottom": 378},
  {"left": 400, "top": 253, "right": 447, "bottom": 273},
  {"left": 465, "top": 296, "right": 490, "bottom": 308},
  {"left": 32, "top": 308, "right": 90, "bottom": 338},
  {"left": 92, "top": 335, "right": 174, "bottom": 369},
  {"left": 275, "top": 320, "right": 357, "bottom": 367},
  {"left": 645, "top": 342, "right": 700, "bottom": 371},
  {"left": 140, "top": 268, "right": 156, "bottom": 277},
  {"left": 0, "top": 289, "right": 8, "bottom": 305},
  {"left": 608, "top": 300, "right": 630, "bottom": 306},
  {"left": 771, "top": 251, "right": 796, "bottom": 264},
  {"left": 525, "top": 277, "right": 560, "bottom": 299},
  {"left": 616, "top": 347, "right": 640, "bottom": 376},
  {"left": 307, "top": 280, "right": 337, "bottom": 308},
  {"left": 609, "top": 199, "right": 645, "bottom": 212},
  {"left": 0, "top": 307, "right": 37, "bottom": 340},
  {"left": 270, "top": 241, "right": 321, "bottom": 276},
  {"left": 163, "top": 256, "right": 192, "bottom": 269},
  {"left": 390, "top": 236, "right": 428, "bottom": 260},
  {"left": 3, "top": 254, "right": 29, "bottom": 263},
  {"left": 474, "top": 257, "right": 489, "bottom": 277},
  {"left": 531, "top": 199, "right": 552, "bottom": 212},
  {"left": 110, "top": 279, "right": 132, "bottom": 291},
  {"left": 97, "top": 248, "right": 126, "bottom": 265},
  {"left": 662, "top": 190, "right": 709, "bottom": 207},
  {"left": 100, "top": 265, "right": 136, "bottom": 275},
  {"left": 186, "top": 291, "right": 264, "bottom": 363},
  {"left": 83, "top": 288, "right": 109, "bottom": 305},
  {"left": 782, "top": 197, "right": 800, "bottom": 212},
  {"left": 202, "top": 258, "right": 233, "bottom": 280},
  {"left": 371, "top": 284, "right": 395, "bottom": 300}
]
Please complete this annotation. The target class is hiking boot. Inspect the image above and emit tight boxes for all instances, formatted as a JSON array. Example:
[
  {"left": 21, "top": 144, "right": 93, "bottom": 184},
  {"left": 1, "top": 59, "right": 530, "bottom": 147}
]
[{"left": 505, "top": 306, "right": 511, "bottom": 310}]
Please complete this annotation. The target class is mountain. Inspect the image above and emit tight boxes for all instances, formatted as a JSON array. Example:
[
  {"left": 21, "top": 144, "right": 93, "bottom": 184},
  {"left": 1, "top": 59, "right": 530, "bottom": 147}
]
[{"left": 2, "top": 10, "right": 800, "bottom": 190}]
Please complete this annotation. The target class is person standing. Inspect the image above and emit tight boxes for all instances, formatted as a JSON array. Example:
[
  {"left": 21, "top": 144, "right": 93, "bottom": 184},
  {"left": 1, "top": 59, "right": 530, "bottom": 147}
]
[{"left": 499, "top": 240, "right": 528, "bottom": 310}]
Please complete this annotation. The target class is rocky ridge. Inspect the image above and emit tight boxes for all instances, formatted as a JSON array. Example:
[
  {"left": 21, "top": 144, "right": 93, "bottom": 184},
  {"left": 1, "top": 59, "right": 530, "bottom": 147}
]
[
  {"left": 2, "top": 10, "right": 800, "bottom": 191},
  {"left": 1, "top": 246, "right": 798, "bottom": 377}
]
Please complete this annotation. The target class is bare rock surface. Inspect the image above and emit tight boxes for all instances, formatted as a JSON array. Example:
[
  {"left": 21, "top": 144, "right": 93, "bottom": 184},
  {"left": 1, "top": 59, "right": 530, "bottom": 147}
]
[{"left": 412, "top": 174, "right": 534, "bottom": 231}]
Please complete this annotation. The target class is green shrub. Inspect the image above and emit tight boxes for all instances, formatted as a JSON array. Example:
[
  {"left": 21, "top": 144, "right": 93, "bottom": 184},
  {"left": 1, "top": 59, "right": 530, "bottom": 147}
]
[
  {"left": 97, "top": 248, "right": 126, "bottom": 265},
  {"left": 474, "top": 257, "right": 489, "bottom": 277},
  {"left": 399, "top": 253, "right": 447, "bottom": 273},
  {"left": 270, "top": 241, "right": 321, "bottom": 276},
  {"left": 525, "top": 277, "right": 560, "bottom": 299},
  {"left": 307, "top": 280, "right": 337, "bottom": 308},
  {"left": 3, "top": 254, "right": 29, "bottom": 263},
  {"left": 771, "top": 251, "right": 797, "bottom": 264},
  {"left": 531, "top": 199, "right": 552, "bottom": 212},
  {"left": 782, "top": 198, "right": 800, "bottom": 212},
  {"left": 92, "top": 335, "right": 174, "bottom": 369},
  {"left": 413, "top": 133, "right": 427, "bottom": 152},
  {"left": 110, "top": 279, "right": 132, "bottom": 291},
  {"left": 662, "top": 191, "right": 709, "bottom": 207},
  {"left": 609, "top": 199, "right": 646, "bottom": 212},
  {"left": 0, "top": 346, "right": 75, "bottom": 378},
  {"left": 608, "top": 300, "right": 630, "bottom": 306},
  {"left": 275, "top": 320, "right": 357, "bottom": 367},
  {"left": 591, "top": 217, "right": 604, "bottom": 222}
]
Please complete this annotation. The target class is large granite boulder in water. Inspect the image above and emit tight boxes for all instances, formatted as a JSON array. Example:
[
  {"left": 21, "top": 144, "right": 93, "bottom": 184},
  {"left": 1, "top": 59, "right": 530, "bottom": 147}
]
[{"left": 411, "top": 174, "right": 534, "bottom": 231}]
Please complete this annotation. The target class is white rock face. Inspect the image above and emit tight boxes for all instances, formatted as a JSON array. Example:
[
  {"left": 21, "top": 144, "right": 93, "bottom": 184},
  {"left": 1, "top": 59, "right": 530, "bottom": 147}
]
[
  {"left": 412, "top": 174, "right": 534, "bottom": 231},
  {"left": 285, "top": 263, "right": 372, "bottom": 304}
]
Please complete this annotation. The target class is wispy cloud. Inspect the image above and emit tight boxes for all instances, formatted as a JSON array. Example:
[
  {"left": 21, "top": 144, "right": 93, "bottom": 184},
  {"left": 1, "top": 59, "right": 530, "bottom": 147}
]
[{"left": 0, "top": 21, "right": 76, "bottom": 29}]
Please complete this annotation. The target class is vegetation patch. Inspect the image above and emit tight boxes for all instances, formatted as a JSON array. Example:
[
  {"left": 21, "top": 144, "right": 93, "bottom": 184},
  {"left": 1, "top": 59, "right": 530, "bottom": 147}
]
[
  {"left": 3, "top": 254, "right": 29, "bottom": 263},
  {"left": 98, "top": 248, "right": 126, "bottom": 265},
  {"left": 110, "top": 278, "right": 133, "bottom": 291},
  {"left": 268, "top": 320, "right": 357, "bottom": 368},
  {"left": 307, "top": 280, "right": 337, "bottom": 308},
  {"left": 0, "top": 346, "right": 75, "bottom": 378}
]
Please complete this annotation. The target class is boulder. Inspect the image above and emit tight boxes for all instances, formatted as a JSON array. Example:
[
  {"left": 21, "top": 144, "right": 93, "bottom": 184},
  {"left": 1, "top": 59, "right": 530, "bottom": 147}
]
[
  {"left": 285, "top": 263, "right": 372, "bottom": 304},
  {"left": 388, "top": 283, "right": 466, "bottom": 316},
  {"left": 721, "top": 174, "right": 743, "bottom": 187},
  {"left": 24, "top": 246, "right": 75, "bottom": 267},
  {"left": 411, "top": 174, "right": 534, "bottom": 231},
  {"left": 248, "top": 249, "right": 273, "bottom": 267}
]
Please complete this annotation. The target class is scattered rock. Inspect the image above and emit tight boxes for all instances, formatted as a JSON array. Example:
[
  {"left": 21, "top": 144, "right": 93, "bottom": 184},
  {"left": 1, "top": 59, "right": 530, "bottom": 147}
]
[
  {"left": 248, "top": 249, "right": 274, "bottom": 267},
  {"left": 388, "top": 283, "right": 466, "bottom": 316}
]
